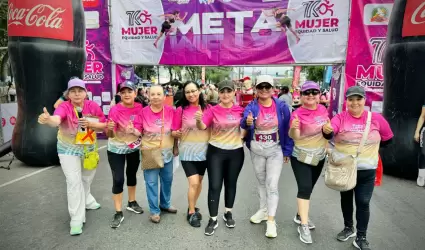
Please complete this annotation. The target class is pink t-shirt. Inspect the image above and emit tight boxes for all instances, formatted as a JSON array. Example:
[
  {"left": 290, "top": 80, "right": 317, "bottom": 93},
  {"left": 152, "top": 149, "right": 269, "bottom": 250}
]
[
  {"left": 331, "top": 111, "right": 393, "bottom": 170},
  {"left": 139, "top": 105, "right": 175, "bottom": 162},
  {"left": 54, "top": 100, "right": 105, "bottom": 156},
  {"left": 172, "top": 105, "right": 211, "bottom": 161},
  {"left": 203, "top": 104, "right": 244, "bottom": 150},
  {"left": 107, "top": 103, "right": 143, "bottom": 154},
  {"left": 253, "top": 102, "right": 279, "bottom": 148},
  {"left": 290, "top": 105, "right": 329, "bottom": 158}
]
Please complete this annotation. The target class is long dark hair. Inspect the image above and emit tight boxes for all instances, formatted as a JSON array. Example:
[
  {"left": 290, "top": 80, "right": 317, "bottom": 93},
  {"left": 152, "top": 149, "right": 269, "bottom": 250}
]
[{"left": 180, "top": 81, "right": 207, "bottom": 111}]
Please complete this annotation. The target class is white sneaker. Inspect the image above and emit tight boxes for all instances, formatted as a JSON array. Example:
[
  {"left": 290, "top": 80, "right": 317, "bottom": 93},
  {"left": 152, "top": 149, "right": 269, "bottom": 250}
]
[
  {"left": 265, "top": 220, "right": 277, "bottom": 238},
  {"left": 250, "top": 208, "right": 268, "bottom": 224},
  {"left": 417, "top": 169, "right": 425, "bottom": 187}
]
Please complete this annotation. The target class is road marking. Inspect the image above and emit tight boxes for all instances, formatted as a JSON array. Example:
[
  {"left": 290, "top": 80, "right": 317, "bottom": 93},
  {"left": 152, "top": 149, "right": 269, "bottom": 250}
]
[{"left": 0, "top": 145, "right": 107, "bottom": 188}]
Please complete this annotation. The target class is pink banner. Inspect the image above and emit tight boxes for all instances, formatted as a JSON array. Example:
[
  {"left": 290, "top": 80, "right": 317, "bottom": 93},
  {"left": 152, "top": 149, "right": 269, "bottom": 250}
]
[
  {"left": 345, "top": 0, "right": 393, "bottom": 113},
  {"left": 292, "top": 66, "right": 302, "bottom": 89}
]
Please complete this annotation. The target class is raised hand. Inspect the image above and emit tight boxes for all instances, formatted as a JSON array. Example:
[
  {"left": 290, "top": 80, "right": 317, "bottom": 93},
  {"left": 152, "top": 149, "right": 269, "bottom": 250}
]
[
  {"left": 195, "top": 105, "right": 203, "bottom": 122},
  {"left": 291, "top": 114, "right": 300, "bottom": 129},
  {"left": 107, "top": 119, "right": 115, "bottom": 131},
  {"left": 38, "top": 107, "right": 50, "bottom": 124},
  {"left": 246, "top": 111, "right": 254, "bottom": 126},
  {"left": 322, "top": 118, "right": 333, "bottom": 134},
  {"left": 125, "top": 120, "right": 135, "bottom": 134}
]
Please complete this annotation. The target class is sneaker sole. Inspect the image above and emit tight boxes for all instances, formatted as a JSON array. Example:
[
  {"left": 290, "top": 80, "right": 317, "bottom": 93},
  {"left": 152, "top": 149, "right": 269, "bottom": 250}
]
[
  {"left": 338, "top": 232, "right": 357, "bottom": 242},
  {"left": 250, "top": 217, "right": 268, "bottom": 224},
  {"left": 204, "top": 222, "right": 219, "bottom": 236},
  {"left": 70, "top": 230, "right": 82, "bottom": 236},
  {"left": 353, "top": 240, "right": 361, "bottom": 249},
  {"left": 110, "top": 217, "right": 124, "bottom": 229},
  {"left": 293, "top": 216, "right": 315, "bottom": 230},
  {"left": 297, "top": 227, "right": 313, "bottom": 244},
  {"left": 126, "top": 207, "right": 144, "bottom": 214},
  {"left": 223, "top": 215, "right": 235, "bottom": 228},
  {"left": 265, "top": 232, "right": 277, "bottom": 238}
]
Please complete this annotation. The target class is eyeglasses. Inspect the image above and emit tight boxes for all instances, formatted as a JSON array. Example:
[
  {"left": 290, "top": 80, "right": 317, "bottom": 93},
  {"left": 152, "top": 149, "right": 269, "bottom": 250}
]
[
  {"left": 302, "top": 89, "right": 320, "bottom": 96},
  {"left": 185, "top": 89, "right": 198, "bottom": 95},
  {"left": 256, "top": 84, "right": 272, "bottom": 90}
]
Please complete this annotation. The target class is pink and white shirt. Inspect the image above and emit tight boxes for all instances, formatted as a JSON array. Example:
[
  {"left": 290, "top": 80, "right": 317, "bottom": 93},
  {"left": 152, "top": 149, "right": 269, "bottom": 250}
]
[
  {"left": 203, "top": 104, "right": 244, "bottom": 150},
  {"left": 253, "top": 102, "right": 279, "bottom": 148},
  {"left": 331, "top": 111, "right": 393, "bottom": 170},
  {"left": 107, "top": 103, "right": 143, "bottom": 154}
]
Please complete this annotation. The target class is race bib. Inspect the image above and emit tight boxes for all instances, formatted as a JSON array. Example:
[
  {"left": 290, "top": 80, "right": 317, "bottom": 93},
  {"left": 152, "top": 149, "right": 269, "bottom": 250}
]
[
  {"left": 255, "top": 133, "right": 277, "bottom": 143},
  {"left": 127, "top": 137, "right": 142, "bottom": 149}
]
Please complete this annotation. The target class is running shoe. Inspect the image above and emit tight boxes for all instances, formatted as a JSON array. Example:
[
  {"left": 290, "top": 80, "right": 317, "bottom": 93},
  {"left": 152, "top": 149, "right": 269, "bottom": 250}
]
[
  {"left": 293, "top": 214, "right": 316, "bottom": 229},
  {"left": 265, "top": 220, "right": 277, "bottom": 238},
  {"left": 297, "top": 224, "right": 313, "bottom": 244},
  {"left": 223, "top": 211, "right": 235, "bottom": 228},
  {"left": 353, "top": 236, "right": 371, "bottom": 250},
  {"left": 250, "top": 208, "right": 268, "bottom": 224},
  {"left": 126, "top": 201, "right": 144, "bottom": 214},
  {"left": 337, "top": 226, "right": 356, "bottom": 241},
  {"left": 110, "top": 212, "right": 124, "bottom": 229},
  {"left": 204, "top": 218, "right": 218, "bottom": 236}
]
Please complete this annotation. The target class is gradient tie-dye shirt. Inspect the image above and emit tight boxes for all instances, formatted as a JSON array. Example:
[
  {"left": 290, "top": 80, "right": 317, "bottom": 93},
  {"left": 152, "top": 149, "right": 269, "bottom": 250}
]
[
  {"left": 54, "top": 100, "right": 106, "bottom": 156},
  {"left": 202, "top": 104, "right": 244, "bottom": 150},
  {"left": 139, "top": 105, "right": 175, "bottom": 163},
  {"left": 107, "top": 102, "right": 143, "bottom": 154},
  {"left": 172, "top": 105, "right": 210, "bottom": 161},
  {"left": 290, "top": 105, "right": 329, "bottom": 158},
  {"left": 253, "top": 102, "right": 279, "bottom": 148},
  {"left": 330, "top": 111, "right": 393, "bottom": 170}
]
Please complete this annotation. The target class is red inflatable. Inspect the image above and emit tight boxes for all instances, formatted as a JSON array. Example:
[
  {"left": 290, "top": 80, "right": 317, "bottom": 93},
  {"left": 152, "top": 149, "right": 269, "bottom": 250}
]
[{"left": 375, "top": 154, "right": 383, "bottom": 187}]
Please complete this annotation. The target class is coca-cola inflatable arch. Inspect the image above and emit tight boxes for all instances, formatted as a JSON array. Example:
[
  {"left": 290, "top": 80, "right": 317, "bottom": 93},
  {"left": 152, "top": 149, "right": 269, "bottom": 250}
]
[
  {"left": 7, "top": 0, "right": 86, "bottom": 166},
  {"left": 382, "top": 0, "right": 425, "bottom": 179}
]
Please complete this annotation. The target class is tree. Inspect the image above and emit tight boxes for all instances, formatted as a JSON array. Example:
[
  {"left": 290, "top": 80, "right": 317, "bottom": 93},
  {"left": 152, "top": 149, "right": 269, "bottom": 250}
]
[
  {"left": 0, "top": 0, "right": 7, "bottom": 48},
  {"left": 185, "top": 66, "right": 202, "bottom": 81},
  {"left": 278, "top": 78, "right": 293, "bottom": 87},
  {"left": 172, "top": 66, "right": 183, "bottom": 80},
  {"left": 205, "top": 67, "right": 233, "bottom": 84},
  {"left": 304, "top": 66, "right": 325, "bottom": 83},
  {"left": 134, "top": 66, "right": 156, "bottom": 80}
]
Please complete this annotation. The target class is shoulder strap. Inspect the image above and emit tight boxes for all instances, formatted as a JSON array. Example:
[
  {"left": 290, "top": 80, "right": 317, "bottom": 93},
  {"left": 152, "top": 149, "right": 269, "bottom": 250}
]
[
  {"left": 159, "top": 107, "right": 165, "bottom": 148},
  {"left": 356, "top": 111, "right": 372, "bottom": 156}
]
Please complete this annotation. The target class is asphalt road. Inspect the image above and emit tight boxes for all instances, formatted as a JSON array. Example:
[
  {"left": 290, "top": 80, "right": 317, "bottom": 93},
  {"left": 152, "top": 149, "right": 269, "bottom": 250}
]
[{"left": 0, "top": 141, "right": 424, "bottom": 250}]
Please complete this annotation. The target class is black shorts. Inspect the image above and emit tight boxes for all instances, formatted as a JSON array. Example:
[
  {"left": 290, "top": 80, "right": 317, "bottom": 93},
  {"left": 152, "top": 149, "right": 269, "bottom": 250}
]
[
  {"left": 161, "top": 21, "right": 172, "bottom": 33},
  {"left": 280, "top": 16, "right": 292, "bottom": 28},
  {"left": 181, "top": 161, "right": 207, "bottom": 177}
]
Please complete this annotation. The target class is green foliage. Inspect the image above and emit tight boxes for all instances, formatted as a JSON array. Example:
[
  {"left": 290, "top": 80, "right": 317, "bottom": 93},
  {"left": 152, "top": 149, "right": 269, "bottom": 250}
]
[
  {"left": 205, "top": 67, "right": 232, "bottom": 84},
  {"left": 278, "top": 78, "right": 292, "bottom": 87},
  {"left": 134, "top": 66, "right": 156, "bottom": 80},
  {"left": 304, "top": 66, "right": 325, "bottom": 82},
  {"left": 184, "top": 66, "right": 201, "bottom": 81},
  {"left": 0, "top": 0, "right": 7, "bottom": 48}
]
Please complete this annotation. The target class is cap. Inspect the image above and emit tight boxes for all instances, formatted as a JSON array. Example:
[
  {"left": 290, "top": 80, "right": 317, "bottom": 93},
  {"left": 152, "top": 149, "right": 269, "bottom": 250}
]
[
  {"left": 217, "top": 80, "right": 235, "bottom": 91},
  {"left": 255, "top": 75, "right": 274, "bottom": 87},
  {"left": 301, "top": 81, "right": 320, "bottom": 92},
  {"left": 239, "top": 76, "right": 251, "bottom": 82},
  {"left": 67, "top": 77, "right": 86, "bottom": 90},
  {"left": 345, "top": 86, "right": 366, "bottom": 98},
  {"left": 120, "top": 80, "right": 136, "bottom": 91}
]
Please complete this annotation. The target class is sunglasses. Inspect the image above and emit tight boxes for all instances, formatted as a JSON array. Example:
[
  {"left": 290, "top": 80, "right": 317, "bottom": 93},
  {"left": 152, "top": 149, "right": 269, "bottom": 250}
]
[
  {"left": 256, "top": 84, "right": 272, "bottom": 90},
  {"left": 302, "top": 89, "right": 320, "bottom": 96}
]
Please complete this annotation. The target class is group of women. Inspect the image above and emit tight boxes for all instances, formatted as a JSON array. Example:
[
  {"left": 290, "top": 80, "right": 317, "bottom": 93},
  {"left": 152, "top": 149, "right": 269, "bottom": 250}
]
[{"left": 38, "top": 76, "right": 393, "bottom": 250}]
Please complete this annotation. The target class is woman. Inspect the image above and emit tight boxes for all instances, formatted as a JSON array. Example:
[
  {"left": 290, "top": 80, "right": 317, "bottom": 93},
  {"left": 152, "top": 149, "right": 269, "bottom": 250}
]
[
  {"left": 289, "top": 81, "right": 331, "bottom": 244},
  {"left": 414, "top": 100, "right": 425, "bottom": 187},
  {"left": 171, "top": 81, "right": 210, "bottom": 228},
  {"left": 153, "top": 11, "right": 187, "bottom": 48},
  {"left": 195, "top": 80, "right": 245, "bottom": 236},
  {"left": 139, "top": 85, "right": 177, "bottom": 223},
  {"left": 38, "top": 77, "right": 106, "bottom": 235},
  {"left": 135, "top": 88, "right": 149, "bottom": 107},
  {"left": 263, "top": 7, "right": 300, "bottom": 43},
  {"left": 240, "top": 75, "right": 293, "bottom": 238},
  {"left": 324, "top": 86, "right": 393, "bottom": 250},
  {"left": 106, "top": 81, "right": 144, "bottom": 229}
]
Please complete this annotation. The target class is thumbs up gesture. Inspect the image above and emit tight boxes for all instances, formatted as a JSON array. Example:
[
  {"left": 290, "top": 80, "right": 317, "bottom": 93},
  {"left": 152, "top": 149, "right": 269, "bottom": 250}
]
[
  {"left": 38, "top": 107, "right": 51, "bottom": 124},
  {"left": 246, "top": 111, "right": 254, "bottom": 126},
  {"left": 322, "top": 118, "right": 333, "bottom": 134},
  {"left": 291, "top": 114, "right": 300, "bottom": 129},
  {"left": 107, "top": 119, "right": 115, "bottom": 131},
  {"left": 125, "top": 120, "right": 135, "bottom": 134},
  {"left": 195, "top": 106, "right": 203, "bottom": 122}
]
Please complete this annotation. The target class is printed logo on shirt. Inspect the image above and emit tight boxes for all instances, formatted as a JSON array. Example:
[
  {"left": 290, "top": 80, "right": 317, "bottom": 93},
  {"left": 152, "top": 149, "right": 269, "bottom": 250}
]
[
  {"left": 350, "top": 124, "right": 365, "bottom": 133},
  {"left": 154, "top": 118, "right": 163, "bottom": 127},
  {"left": 314, "top": 116, "right": 327, "bottom": 126},
  {"left": 264, "top": 113, "right": 274, "bottom": 122},
  {"left": 226, "top": 113, "right": 237, "bottom": 121}
]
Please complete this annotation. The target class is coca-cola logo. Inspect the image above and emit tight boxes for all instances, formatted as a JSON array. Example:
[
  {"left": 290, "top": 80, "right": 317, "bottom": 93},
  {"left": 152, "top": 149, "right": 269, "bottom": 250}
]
[
  {"left": 411, "top": 1, "right": 425, "bottom": 24},
  {"left": 7, "top": 0, "right": 73, "bottom": 41},
  {"left": 403, "top": 0, "right": 425, "bottom": 37}
]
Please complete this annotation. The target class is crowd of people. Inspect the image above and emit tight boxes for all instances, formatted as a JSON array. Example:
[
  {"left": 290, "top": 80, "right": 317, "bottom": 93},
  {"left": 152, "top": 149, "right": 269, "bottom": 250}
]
[{"left": 37, "top": 75, "right": 394, "bottom": 250}]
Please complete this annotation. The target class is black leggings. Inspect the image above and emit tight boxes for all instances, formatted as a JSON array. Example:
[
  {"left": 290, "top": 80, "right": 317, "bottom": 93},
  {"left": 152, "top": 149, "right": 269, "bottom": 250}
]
[
  {"left": 207, "top": 144, "right": 244, "bottom": 217},
  {"left": 341, "top": 170, "right": 376, "bottom": 237},
  {"left": 107, "top": 150, "right": 140, "bottom": 194},
  {"left": 290, "top": 156, "right": 325, "bottom": 200}
]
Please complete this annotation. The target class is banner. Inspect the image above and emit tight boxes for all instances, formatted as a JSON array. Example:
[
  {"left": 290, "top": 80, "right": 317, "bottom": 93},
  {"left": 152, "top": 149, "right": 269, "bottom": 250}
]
[
  {"left": 345, "top": 0, "right": 393, "bottom": 113},
  {"left": 84, "top": 0, "right": 113, "bottom": 116},
  {"left": 110, "top": 0, "right": 350, "bottom": 66},
  {"left": 292, "top": 66, "right": 302, "bottom": 89},
  {"left": 115, "top": 65, "right": 136, "bottom": 87},
  {"left": 329, "top": 64, "right": 343, "bottom": 118},
  {"left": 0, "top": 103, "right": 17, "bottom": 142}
]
